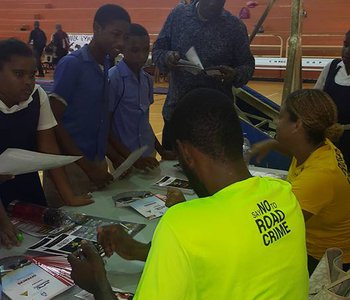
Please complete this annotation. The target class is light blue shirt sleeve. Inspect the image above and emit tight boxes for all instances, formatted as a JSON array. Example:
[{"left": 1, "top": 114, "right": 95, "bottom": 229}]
[{"left": 108, "top": 66, "right": 124, "bottom": 113}]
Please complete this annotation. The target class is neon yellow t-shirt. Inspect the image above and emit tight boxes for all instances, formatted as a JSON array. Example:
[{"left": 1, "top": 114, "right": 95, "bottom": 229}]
[
  {"left": 134, "top": 176, "right": 308, "bottom": 300},
  {"left": 287, "top": 139, "right": 350, "bottom": 262}
]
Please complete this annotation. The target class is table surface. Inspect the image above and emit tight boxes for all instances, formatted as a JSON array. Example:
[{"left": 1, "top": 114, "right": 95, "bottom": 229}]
[{"left": 0, "top": 162, "right": 288, "bottom": 299}]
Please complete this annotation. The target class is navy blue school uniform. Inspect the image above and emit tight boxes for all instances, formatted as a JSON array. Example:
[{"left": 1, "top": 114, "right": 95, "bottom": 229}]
[
  {"left": 0, "top": 86, "right": 56, "bottom": 209},
  {"left": 324, "top": 59, "right": 350, "bottom": 168}
]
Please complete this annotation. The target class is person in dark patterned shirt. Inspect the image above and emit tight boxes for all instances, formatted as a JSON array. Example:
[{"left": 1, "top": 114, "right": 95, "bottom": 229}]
[{"left": 152, "top": 0, "right": 255, "bottom": 149}]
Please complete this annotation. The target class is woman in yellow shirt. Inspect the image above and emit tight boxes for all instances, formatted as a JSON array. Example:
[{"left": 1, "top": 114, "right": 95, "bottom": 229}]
[{"left": 252, "top": 89, "right": 350, "bottom": 275}]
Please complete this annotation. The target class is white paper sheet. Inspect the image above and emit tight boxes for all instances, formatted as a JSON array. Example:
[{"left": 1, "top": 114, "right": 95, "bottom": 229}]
[
  {"left": 185, "top": 46, "right": 204, "bottom": 70},
  {"left": 111, "top": 145, "right": 148, "bottom": 180},
  {"left": 0, "top": 148, "right": 81, "bottom": 175}
]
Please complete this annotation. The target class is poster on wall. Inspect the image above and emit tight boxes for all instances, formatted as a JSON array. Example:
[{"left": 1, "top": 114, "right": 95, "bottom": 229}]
[{"left": 67, "top": 33, "right": 93, "bottom": 52}]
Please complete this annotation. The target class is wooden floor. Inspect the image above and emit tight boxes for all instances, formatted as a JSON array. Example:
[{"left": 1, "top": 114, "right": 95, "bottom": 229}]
[{"left": 150, "top": 81, "right": 315, "bottom": 141}]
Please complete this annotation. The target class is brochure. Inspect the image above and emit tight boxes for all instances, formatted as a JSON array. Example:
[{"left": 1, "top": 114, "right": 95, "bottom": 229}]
[
  {"left": 152, "top": 176, "right": 194, "bottom": 194},
  {"left": 129, "top": 194, "right": 168, "bottom": 220},
  {"left": 0, "top": 255, "right": 73, "bottom": 300},
  {"left": 175, "top": 47, "right": 222, "bottom": 76},
  {"left": 27, "top": 233, "right": 105, "bottom": 257},
  {"left": 113, "top": 191, "right": 154, "bottom": 208},
  {"left": 11, "top": 211, "right": 146, "bottom": 239},
  {"left": 112, "top": 145, "right": 148, "bottom": 180},
  {"left": 0, "top": 148, "right": 81, "bottom": 175}
]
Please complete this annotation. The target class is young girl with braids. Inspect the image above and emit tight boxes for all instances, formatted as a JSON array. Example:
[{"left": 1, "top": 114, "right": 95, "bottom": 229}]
[{"left": 251, "top": 89, "right": 350, "bottom": 275}]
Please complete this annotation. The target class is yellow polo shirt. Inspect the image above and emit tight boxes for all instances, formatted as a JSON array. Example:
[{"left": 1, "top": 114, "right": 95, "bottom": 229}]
[
  {"left": 134, "top": 176, "right": 308, "bottom": 300},
  {"left": 287, "top": 139, "right": 350, "bottom": 262}
]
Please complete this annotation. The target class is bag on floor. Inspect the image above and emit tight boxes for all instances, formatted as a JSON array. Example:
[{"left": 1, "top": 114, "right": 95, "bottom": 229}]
[{"left": 309, "top": 248, "right": 350, "bottom": 299}]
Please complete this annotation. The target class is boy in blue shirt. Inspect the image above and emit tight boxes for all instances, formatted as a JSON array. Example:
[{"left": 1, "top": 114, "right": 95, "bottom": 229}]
[
  {"left": 109, "top": 23, "right": 174, "bottom": 170},
  {"left": 49, "top": 5, "right": 131, "bottom": 195}
]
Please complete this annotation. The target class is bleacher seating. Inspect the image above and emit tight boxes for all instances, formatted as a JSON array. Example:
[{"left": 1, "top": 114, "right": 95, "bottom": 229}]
[{"left": 0, "top": 0, "right": 349, "bottom": 80}]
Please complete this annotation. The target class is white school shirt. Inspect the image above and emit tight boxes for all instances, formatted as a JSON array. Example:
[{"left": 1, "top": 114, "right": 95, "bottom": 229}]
[
  {"left": 314, "top": 60, "right": 350, "bottom": 89},
  {"left": 0, "top": 84, "right": 57, "bottom": 130}
]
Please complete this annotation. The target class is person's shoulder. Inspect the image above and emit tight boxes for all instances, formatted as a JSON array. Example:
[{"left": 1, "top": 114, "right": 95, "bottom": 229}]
[
  {"left": 162, "top": 196, "right": 213, "bottom": 229},
  {"left": 173, "top": 3, "right": 188, "bottom": 13},
  {"left": 257, "top": 176, "right": 294, "bottom": 196},
  {"left": 222, "top": 10, "right": 247, "bottom": 29},
  {"left": 169, "top": 2, "right": 190, "bottom": 20},
  {"left": 30, "top": 84, "right": 49, "bottom": 106},
  {"left": 109, "top": 64, "right": 122, "bottom": 78},
  {"left": 142, "top": 69, "right": 153, "bottom": 81},
  {"left": 58, "top": 49, "right": 84, "bottom": 66}
]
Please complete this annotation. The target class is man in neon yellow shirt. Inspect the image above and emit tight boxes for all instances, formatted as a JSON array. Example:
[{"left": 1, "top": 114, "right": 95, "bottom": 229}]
[{"left": 68, "top": 88, "right": 309, "bottom": 299}]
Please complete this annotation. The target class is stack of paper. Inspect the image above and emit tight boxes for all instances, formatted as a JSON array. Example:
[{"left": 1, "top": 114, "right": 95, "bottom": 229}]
[{"left": 1, "top": 255, "right": 73, "bottom": 300}]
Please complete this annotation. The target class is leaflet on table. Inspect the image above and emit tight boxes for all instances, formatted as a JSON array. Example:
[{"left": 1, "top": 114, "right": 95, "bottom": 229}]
[
  {"left": 27, "top": 233, "right": 105, "bottom": 257},
  {"left": 112, "top": 145, "right": 148, "bottom": 180},
  {"left": 113, "top": 190, "right": 155, "bottom": 208},
  {"left": 0, "top": 148, "right": 81, "bottom": 175},
  {"left": 1, "top": 255, "right": 73, "bottom": 300},
  {"left": 11, "top": 217, "right": 75, "bottom": 238},
  {"left": 66, "top": 215, "right": 146, "bottom": 240},
  {"left": 152, "top": 176, "right": 194, "bottom": 194},
  {"left": 75, "top": 287, "right": 134, "bottom": 300},
  {"left": 129, "top": 194, "right": 168, "bottom": 220},
  {"left": 11, "top": 212, "right": 146, "bottom": 239}
]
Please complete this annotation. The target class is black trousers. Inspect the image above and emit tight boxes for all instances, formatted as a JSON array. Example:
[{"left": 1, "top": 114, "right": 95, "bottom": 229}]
[{"left": 34, "top": 47, "right": 45, "bottom": 76}]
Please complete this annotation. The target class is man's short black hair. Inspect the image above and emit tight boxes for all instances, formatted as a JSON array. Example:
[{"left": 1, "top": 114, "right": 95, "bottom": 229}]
[
  {"left": 129, "top": 23, "right": 149, "bottom": 38},
  {"left": 0, "top": 38, "right": 33, "bottom": 69},
  {"left": 94, "top": 4, "right": 131, "bottom": 28},
  {"left": 170, "top": 88, "right": 243, "bottom": 162}
]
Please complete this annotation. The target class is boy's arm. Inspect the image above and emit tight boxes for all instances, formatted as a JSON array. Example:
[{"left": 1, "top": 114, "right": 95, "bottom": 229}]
[
  {"left": 155, "top": 135, "right": 176, "bottom": 160},
  {"left": 108, "top": 130, "right": 159, "bottom": 171},
  {"left": 50, "top": 96, "right": 106, "bottom": 176},
  {"left": 108, "top": 74, "right": 158, "bottom": 171},
  {"left": 50, "top": 57, "right": 113, "bottom": 188},
  {"left": 37, "top": 128, "right": 93, "bottom": 206}
]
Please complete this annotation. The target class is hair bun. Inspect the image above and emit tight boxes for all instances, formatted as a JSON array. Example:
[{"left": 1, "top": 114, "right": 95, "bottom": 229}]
[{"left": 325, "top": 123, "right": 344, "bottom": 142}]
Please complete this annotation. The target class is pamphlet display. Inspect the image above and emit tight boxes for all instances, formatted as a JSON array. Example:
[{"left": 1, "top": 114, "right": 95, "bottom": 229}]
[{"left": 0, "top": 255, "right": 73, "bottom": 300}]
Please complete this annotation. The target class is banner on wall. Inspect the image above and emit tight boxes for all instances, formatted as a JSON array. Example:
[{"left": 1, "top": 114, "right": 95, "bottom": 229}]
[{"left": 67, "top": 33, "right": 93, "bottom": 52}]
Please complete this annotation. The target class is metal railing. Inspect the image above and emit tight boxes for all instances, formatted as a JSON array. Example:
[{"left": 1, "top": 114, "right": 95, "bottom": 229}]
[
  {"left": 285, "top": 34, "right": 343, "bottom": 58},
  {"left": 250, "top": 34, "right": 284, "bottom": 57}
]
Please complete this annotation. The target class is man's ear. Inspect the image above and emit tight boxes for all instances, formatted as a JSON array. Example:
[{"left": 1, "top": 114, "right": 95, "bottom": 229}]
[
  {"left": 93, "top": 22, "right": 101, "bottom": 35},
  {"left": 176, "top": 140, "right": 195, "bottom": 168},
  {"left": 293, "top": 118, "right": 304, "bottom": 134}
]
